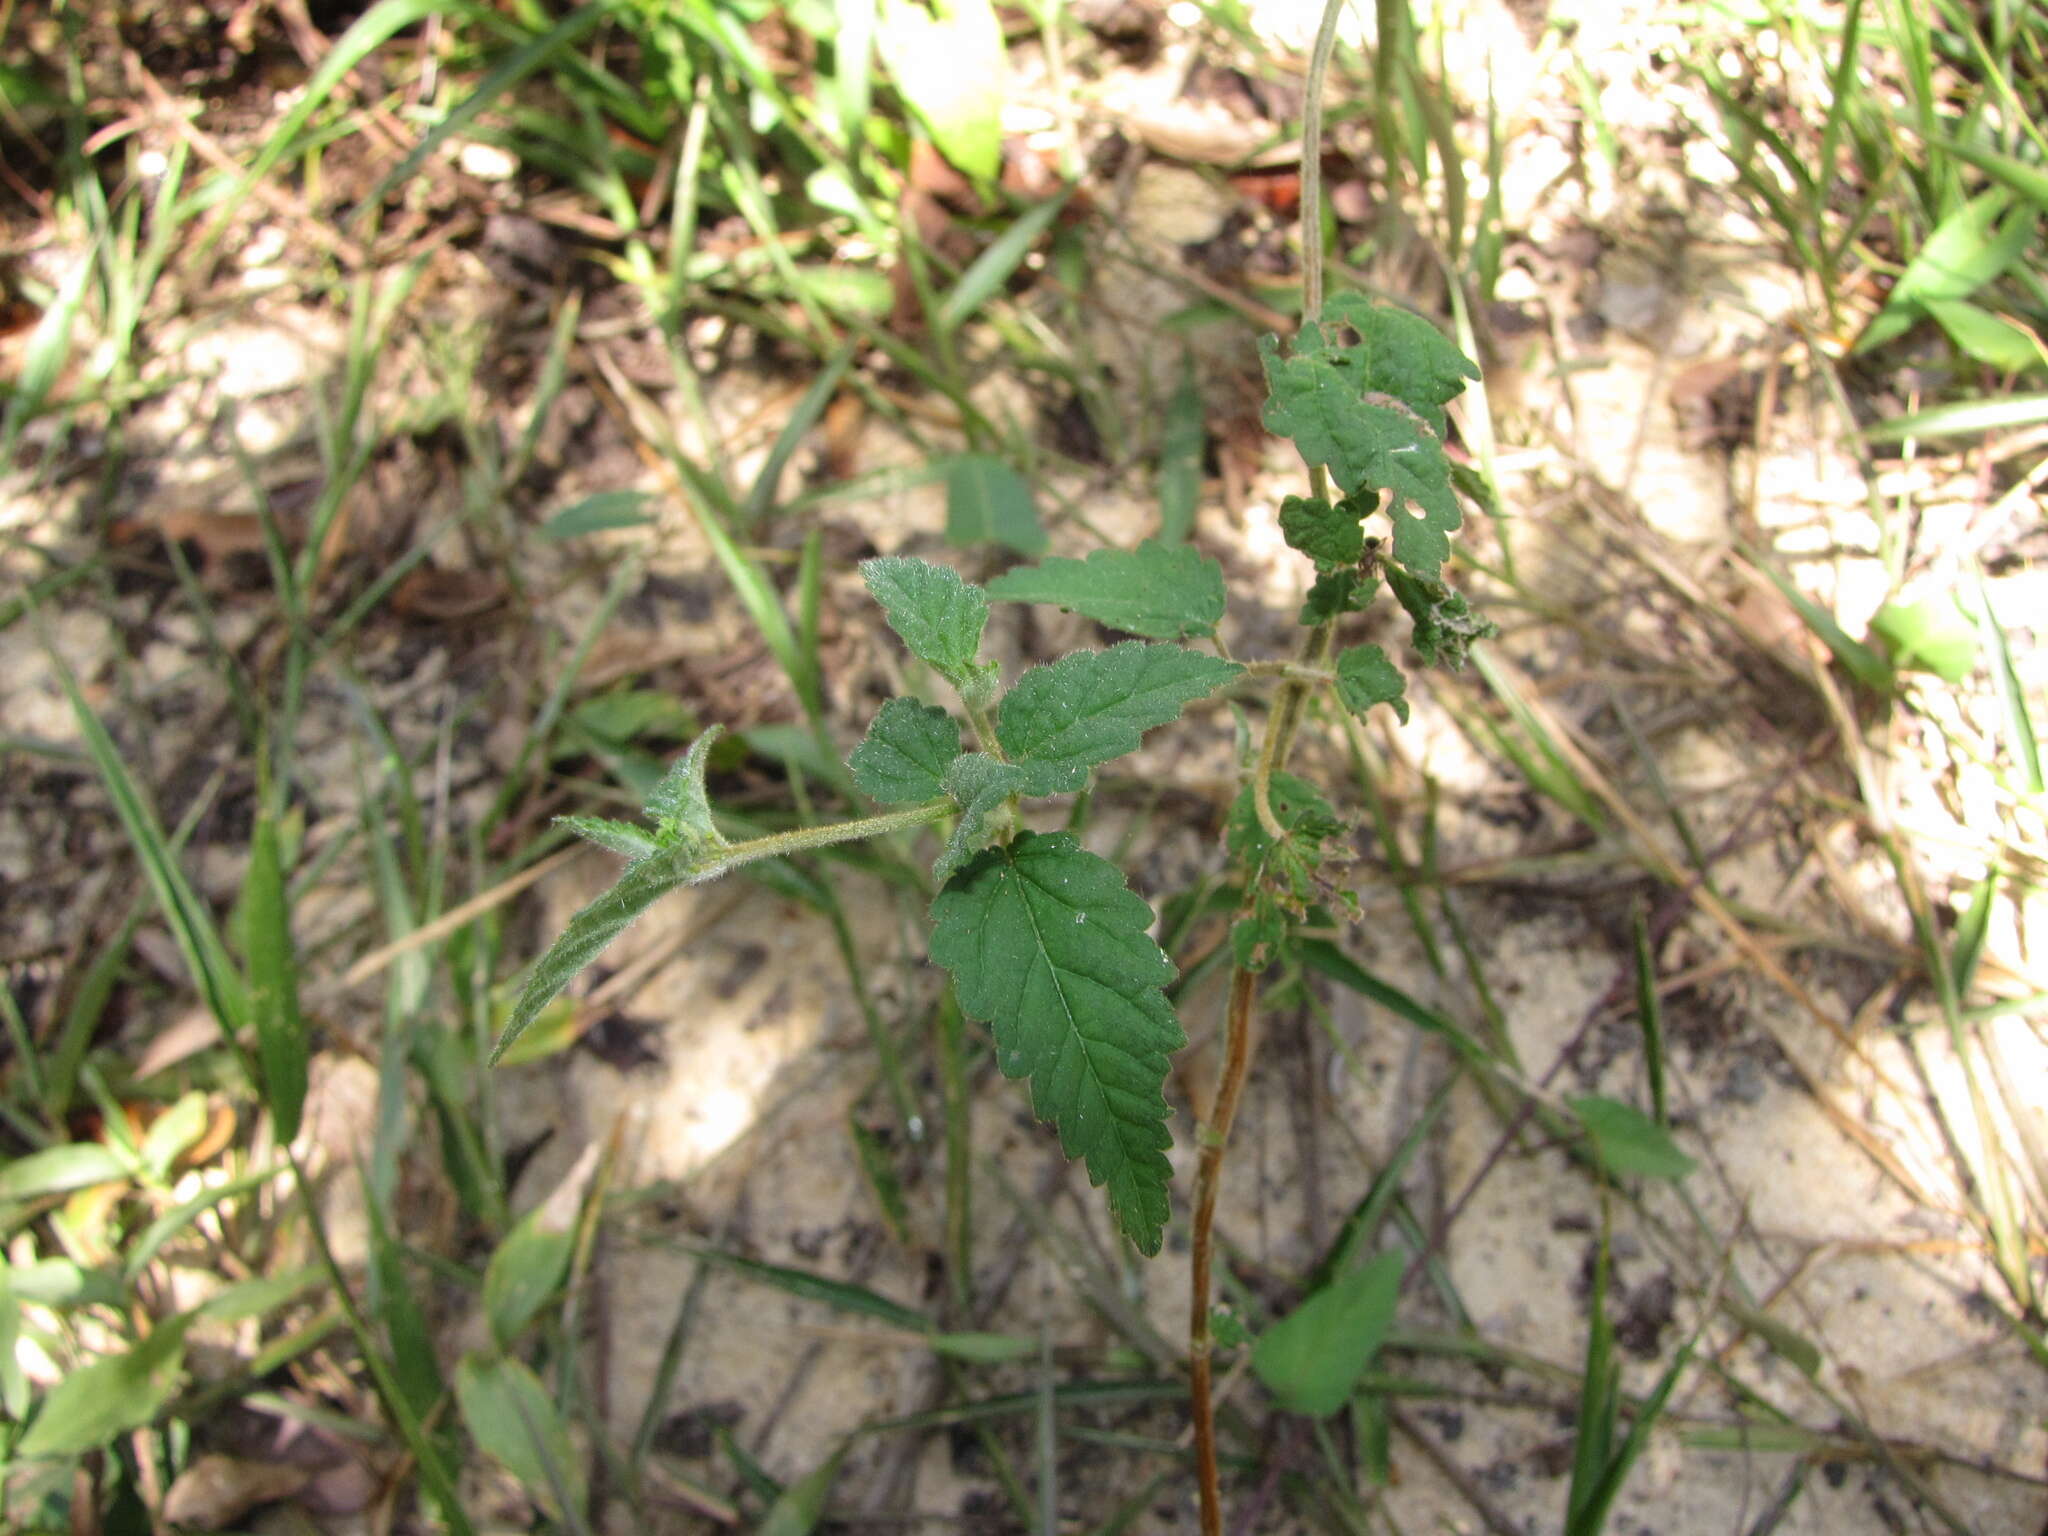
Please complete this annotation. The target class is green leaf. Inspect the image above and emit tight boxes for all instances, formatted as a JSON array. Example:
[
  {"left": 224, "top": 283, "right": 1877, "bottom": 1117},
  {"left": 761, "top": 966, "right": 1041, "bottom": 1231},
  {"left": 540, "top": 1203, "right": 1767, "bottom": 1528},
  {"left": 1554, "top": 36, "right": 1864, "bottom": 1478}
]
[
  {"left": 1923, "top": 298, "right": 2044, "bottom": 372},
  {"left": 17, "top": 1316, "right": 191, "bottom": 1459},
  {"left": 1231, "top": 894, "right": 1288, "bottom": 973},
  {"left": 558, "top": 816, "right": 662, "bottom": 861},
  {"left": 1278, "top": 493, "right": 1368, "bottom": 569},
  {"left": 454, "top": 1351, "right": 587, "bottom": 1520},
  {"left": 1226, "top": 773, "right": 1342, "bottom": 867},
  {"left": 1857, "top": 190, "right": 2037, "bottom": 352},
  {"left": 929, "top": 832, "right": 1185, "bottom": 1255},
  {"left": 986, "top": 540, "right": 1227, "bottom": 639},
  {"left": 0, "top": 1142, "right": 130, "bottom": 1201},
  {"left": 995, "top": 642, "right": 1241, "bottom": 792},
  {"left": 539, "top": 489, "right": 656, "bottom": 540},
  {"left": 1320, "top": 293, "right": 1481, "bottom": 437},
  {"left": 944, "top": 454, "right": 1047, "bottom": 555},
  {"left": 645, "top": 726, "right": 729, "bottom": 852},
  {"left": 875, "top": 0, "right": 1005, "bottom": 182},
  {"left": 1334, "top": 645, "right": 1409, "bottom": 724},
  {"left": 849, "top": 698, "right": 963, "bottom": 802},
  {"left": 491, "top": 841, "right": 714, "bottom": 1065},
  {"left": 1869, "top": 593, "right": 1979, "bottom": 683},
  {"left": 1259, "top": 331, "right": 1465, "bottom": 579},
  {"left": 1299, "top": 568, "right": 1379, "bottom": 624},
  {"left": 1386, "top": 566, "right": 1495, "bottom": 669},
  {"left": 1158, "top": 357, "right": 1204, "bottom": 542},
  {"left": 483, "top": 1207, "right": 578, "bottom": 1349},
  {"left": 246, "top": 814, "right": 309, "bottom": 1144},
  {"left": 860, "top": 555, "right": 992, "bottom": 684},
  {"left": 934, "top": 752, "right": 1033, "bottom": 882},
  {"left": 1568, "top": 1095, "right": 1696, "bottom": 1181},
  {"left": 758, "top": 1443, "right": 848, "bottom": 1536},
  {"left": 1251, "top": 1249, "right": 1403, "bottom": 1417}
]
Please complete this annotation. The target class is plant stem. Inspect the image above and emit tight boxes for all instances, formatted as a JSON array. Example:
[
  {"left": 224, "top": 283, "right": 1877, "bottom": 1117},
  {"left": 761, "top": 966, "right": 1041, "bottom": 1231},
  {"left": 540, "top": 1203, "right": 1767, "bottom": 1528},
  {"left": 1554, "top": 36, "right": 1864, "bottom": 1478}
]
[
  {"left": 1188, "top": 963, "right": 1259, "bottom": 1533},
  {"left": 1192, "top": 1, "right": 1351, "bottom": 1529},
  {"left": 708, "top": 800, "right": 954, "bottom": 874}
]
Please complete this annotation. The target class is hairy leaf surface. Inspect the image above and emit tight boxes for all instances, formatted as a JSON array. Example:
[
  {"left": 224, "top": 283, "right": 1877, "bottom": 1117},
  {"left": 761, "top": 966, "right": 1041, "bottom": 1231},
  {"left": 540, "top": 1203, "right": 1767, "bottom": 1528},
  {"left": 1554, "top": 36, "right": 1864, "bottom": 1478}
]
[
  {"left": 1260, "top": 330, "right": 1465, "bottom": 579},
  {"left": 491, "top": 842, "right": 709, "bottom": 1064},
  {"left": 645, "top": 726, "right": 728, "bottom": 851},
  {"left": 1387, "top": 567, "right": 1495, "bottom": 670},
  {"left": 860, "top": 557, "right": 990, "bottom": 684},
  {"left": 934, "top": 753, "right": 1033, "bottom": 882},
  {"left": 849, "top": 698, "right": 962, "bottom": 803},
  {"left": 1299, "top": 569, "right": 1379, "bottom": 624},
  {"left": 930, "top": 832, "right": 1183, "bottom": 1254},
  {"left": 1334, "top": 645, "right": 1409, "bottom": 724},
  {"left": 996, "top": 643, "right": 1241, "bottom": 791},
  {"left": 557, "top": 816, "right": 661, "bottom": 861},
  {"left": 1321, "top": 292, "right": 1480, "bottom": 437},
  {"left": 1278, "top": 494, "right": 1366, "bottom": 570},
  {"left": 987, "top": 540, "right": 1226, "bottom": 638}
]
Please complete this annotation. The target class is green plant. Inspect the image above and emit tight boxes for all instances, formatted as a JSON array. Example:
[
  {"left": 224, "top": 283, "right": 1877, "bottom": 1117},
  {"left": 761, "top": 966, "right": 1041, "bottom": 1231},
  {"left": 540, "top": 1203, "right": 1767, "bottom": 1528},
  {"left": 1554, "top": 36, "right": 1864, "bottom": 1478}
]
[{"left": 491, "top": 38, "right": 1498, "bottom": 1523}]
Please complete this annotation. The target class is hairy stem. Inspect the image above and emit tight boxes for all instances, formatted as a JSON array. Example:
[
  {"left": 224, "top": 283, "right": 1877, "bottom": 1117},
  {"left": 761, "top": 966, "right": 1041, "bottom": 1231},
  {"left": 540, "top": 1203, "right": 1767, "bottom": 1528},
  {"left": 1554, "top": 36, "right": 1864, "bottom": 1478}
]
[
  {"left": 707, "top": 800, "right": 954, "bottom": 873},
  {"left": 1193, "top": 1, "right": 1351, "bottom": 1530}
]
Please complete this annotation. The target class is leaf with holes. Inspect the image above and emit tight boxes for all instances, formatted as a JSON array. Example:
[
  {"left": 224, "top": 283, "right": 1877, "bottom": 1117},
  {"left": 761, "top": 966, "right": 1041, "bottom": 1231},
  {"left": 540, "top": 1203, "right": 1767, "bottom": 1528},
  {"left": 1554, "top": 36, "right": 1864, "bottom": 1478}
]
[
  {"left": 996, "top": 643, "right": 1241, "bottom": 792},
  {"left": 930, "top": 831, "right": 1184, "bottom": 1254},
  {"left": 1260, "top": 333, "right": 1464, "bottom": 579},
  {"left": 987, "top": 540, "right": 1227, "bottom": 638},
  {"left": 1320, "top": 292, "right": 1480, "bottom": 437}
]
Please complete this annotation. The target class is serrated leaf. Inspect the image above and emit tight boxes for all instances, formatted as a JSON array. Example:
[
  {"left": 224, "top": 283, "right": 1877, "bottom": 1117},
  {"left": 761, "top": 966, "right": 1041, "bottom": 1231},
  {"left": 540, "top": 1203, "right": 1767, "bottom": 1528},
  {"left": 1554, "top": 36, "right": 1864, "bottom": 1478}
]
[
  {"left": 929, "top": 831, "right": 1184, "bottom": 1254},
  {"left": 944, "top": 454, "right": 1047, "bottom": 555},
  {"left": 1226, "top": 773, "right": 1337, "bottom": 863},
  {"left": 1568, "top": 1095, "right": 1696, "bottom": 1181},
  {"left": 1252, "top": 1249, "right": 1402, "bottom": 1418},
  {"left": 1260, "top": 335, "right": 1464, "bottom": 579},
  {"left": 1279, "top": 493, "right": 1363, "bottom": 569},
  {"left": 1386, "top": 566, "right": 1495, "bottom": 669},
  {"left": 860, "top": 556, "right": 991, "bottom": 683},
  {"left": 1299, "top": 568, "right": 1379, "bottom": 624},
  {"left": 1231, "top": 894, "right": 1288, "bottom": 973},
  {"left": 986, "top": 540, "right": 1226, "bottom": 639},
  {"left": 1334, "top": 645, "right": 1409, "bottom": 724},
  {"left": 849, "top": 698, "right": 963, "bottom": 802},
  {"left": 491, "top": 841, "right": 713, "bottom": 1065},
  {"left": 557, "top": 816, "right": 661, "bottom": 861},
  {"left": 1321, "top": 292, "right": 1480, "bottom": 437},
  {"left": 645, "top": 726, "right": 728, "bottom": 851},
  {"left": 995, "top": 642, "right": 1241, "bottom": 792},
  {"left": 934, "top": 752, "right": 1035, "bottom": 881}
]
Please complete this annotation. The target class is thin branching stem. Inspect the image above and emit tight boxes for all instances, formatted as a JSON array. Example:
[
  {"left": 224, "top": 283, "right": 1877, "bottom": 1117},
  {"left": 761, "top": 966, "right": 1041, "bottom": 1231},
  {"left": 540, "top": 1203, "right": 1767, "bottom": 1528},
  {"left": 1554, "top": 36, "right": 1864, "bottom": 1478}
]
[{"left": 1193, "top": 3, "right": 1351, "bottom": 1529}]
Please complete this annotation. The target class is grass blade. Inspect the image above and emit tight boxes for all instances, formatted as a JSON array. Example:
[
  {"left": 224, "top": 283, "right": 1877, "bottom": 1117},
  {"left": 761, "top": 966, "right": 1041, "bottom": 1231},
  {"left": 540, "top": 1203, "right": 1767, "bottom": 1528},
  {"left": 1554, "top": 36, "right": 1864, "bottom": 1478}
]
[{"left": 245, "top": 812, "right": 310, "bottom": 1142}]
